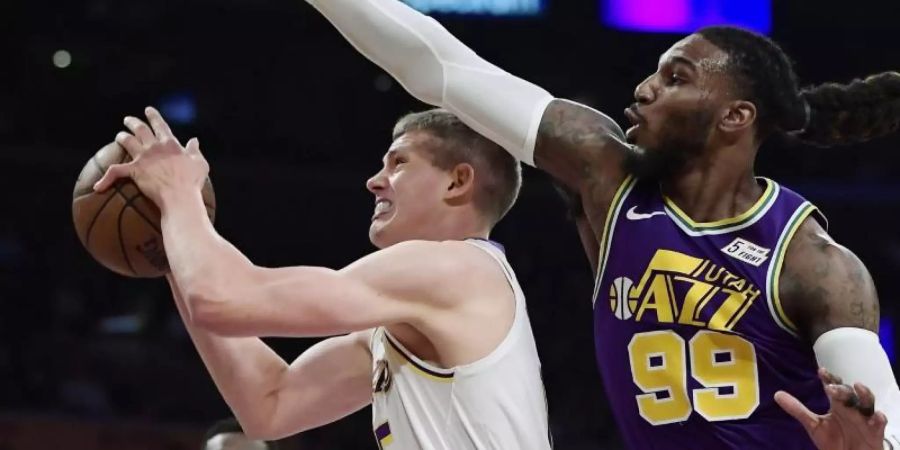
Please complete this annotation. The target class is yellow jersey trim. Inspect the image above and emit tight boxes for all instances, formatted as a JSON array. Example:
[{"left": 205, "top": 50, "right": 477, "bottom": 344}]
[
  {"left": 664, "top": 178, "right": 776, "bottom": 231},
  {"left": 384, "top": 330, "right": 455, "bottom": 383},
  {"left": 592, "top": 176, "right": 637, "bottom": 304},
  {"left": 768, "top": 202, "right": 818, "bottom": 335}
]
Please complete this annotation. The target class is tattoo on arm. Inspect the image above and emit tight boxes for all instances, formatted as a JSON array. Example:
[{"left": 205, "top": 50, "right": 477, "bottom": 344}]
[
  {"left": 534, "top": 99, "right": 627, "bottom": 191},
  {"left": 781, "top": 218, "right": 880, "bottom": 341}
]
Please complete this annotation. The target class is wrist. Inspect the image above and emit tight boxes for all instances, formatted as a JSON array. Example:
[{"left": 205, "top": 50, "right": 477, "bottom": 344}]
[{"left": 157, "top": 185, "right": 204, "bottom": 214}]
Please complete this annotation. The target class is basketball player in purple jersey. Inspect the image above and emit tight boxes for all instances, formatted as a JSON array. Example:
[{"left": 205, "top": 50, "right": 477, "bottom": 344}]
[{"left": 299, "top": 0, "right": 900, "bottom": 448}]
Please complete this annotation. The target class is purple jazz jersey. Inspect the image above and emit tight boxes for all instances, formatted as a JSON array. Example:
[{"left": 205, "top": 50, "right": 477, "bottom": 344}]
[{"left": 593, "top": 176, "right": 829, "bottom": 449}]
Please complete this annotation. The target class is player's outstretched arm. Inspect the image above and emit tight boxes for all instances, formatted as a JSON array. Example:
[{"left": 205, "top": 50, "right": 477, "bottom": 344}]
[
  {"left": 778, "top": 217, "right": 900, "bottom": 447},
  {"left": 165, "top": 224, "right": 459, "bottom": 338},
  {"left": 167, "top": 275, "right": 373, "bottom": 440},
  {"left": 303, "top": 0, "right": 629, "bottom": 196}
]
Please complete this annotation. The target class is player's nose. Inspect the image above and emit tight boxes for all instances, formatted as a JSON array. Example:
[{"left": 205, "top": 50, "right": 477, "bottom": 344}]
[
  {"left": 634, "top": 74, "right": 655, "bottom": 105},
  {"left": 366, "top": 169, "right": 388, "bottom": 194}
]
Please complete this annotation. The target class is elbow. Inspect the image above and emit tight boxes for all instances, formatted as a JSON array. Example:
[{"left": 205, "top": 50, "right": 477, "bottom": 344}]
[
  {"left": 393, "top": 53, "right": 444, "bottom": 104},
  {"left": 240, "top": 424, "right": 280, "bottom": 441},
  {"left": 233, "top": 418, "right": 284, "bottom": 442},
  {"left": 398, "top": 75, "right": 443, "bottom": 106},
  {"left": 239, "top": 415, "right": 310, "bottom": 442}
]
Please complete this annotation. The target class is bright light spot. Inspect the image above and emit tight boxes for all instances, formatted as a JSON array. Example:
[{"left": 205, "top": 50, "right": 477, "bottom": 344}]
[
  {"left": 881, "top": 316, "right": 895, "bottom": 363},
  {"left": 53, "top": 50, "right": 72, "bottom": 69},
  {"left": 403, "top": 0, "right": 543, "bottom": 16},
  {"left": 602, "top": 0, "right": 772, "bottom": 35},
  {"left": 159, "top": 92, "right": 197, "bottom": 125}
]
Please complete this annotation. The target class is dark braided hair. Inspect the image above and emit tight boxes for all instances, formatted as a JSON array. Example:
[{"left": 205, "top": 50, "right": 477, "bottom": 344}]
[{"left": 697, "top": 26, "right": 900, "bottom": 147}]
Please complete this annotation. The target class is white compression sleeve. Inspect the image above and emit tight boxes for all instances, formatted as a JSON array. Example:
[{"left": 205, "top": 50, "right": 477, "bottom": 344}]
[
  {"left": 305, "top": 0, "right": 554, "bottom": 166},
  {"left": 814, "top": 327, "right": 900, "bottom": 445}
]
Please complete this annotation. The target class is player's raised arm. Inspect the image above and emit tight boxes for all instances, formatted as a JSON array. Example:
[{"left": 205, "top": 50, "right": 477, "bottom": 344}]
[{"left": 303, "top": 0, "right": 628, "bottom": 194}]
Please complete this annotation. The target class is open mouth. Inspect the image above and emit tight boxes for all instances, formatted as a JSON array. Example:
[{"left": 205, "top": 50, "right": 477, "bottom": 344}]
[{"left": 372, "top": 198, "right": 393, "bottom": 220}]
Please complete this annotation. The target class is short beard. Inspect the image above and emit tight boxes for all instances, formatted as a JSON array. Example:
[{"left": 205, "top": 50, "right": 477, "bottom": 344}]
[{"left": 623, "top": 108, "right": 715, "bottom": 181}]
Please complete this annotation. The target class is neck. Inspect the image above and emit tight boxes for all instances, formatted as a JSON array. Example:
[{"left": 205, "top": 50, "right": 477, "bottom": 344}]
[
  {"left": 421, "top": 210, "right": 491, "bottom": 242},
  {"left": 660, "top": 141, "right": 761, "bottom": 223}
]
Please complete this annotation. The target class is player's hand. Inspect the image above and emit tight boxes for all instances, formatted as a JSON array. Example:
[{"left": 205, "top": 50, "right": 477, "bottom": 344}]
[
  {"left": 775, "top": 368, "right": 888, "bottom": 450},
  {"left": 94, "top": 106, "right": 209, "bottom": 207}
]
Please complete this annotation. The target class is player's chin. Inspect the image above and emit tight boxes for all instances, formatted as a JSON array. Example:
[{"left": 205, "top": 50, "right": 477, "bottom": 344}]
[
  {"left": 628, "top": 126, "right": 660, "bottom": 150},
  {"left": 630, "top": 133, "right": 655, "bottom": 150},
  {"left": 368, "top": 219, "right": 396, "bottom": 249}
]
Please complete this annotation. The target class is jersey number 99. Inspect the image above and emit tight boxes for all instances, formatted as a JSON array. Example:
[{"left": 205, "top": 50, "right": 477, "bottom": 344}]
[{"left": 628, "top": 330, "right": 760, "bottom": 425}]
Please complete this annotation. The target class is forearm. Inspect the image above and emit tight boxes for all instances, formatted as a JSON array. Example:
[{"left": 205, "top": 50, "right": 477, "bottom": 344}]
[
  {"left": 305, "top": 0, "right": 553, "bottom": 165},
  {"left": 166, "top": 275, "right": 287, "bottom": 436},
  {"left": 158, "top": 187, "right": 254, "bottom": 316}
]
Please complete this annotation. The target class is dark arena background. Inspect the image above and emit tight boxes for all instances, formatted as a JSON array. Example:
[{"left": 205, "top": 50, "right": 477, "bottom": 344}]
[{"left": 1, "top": 0, "right": 898, "bottom": 448}]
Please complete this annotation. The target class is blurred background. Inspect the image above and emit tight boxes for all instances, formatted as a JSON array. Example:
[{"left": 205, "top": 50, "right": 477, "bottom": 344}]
[{"left": 1, "top": 0, "right": 898, "bottom": 448}]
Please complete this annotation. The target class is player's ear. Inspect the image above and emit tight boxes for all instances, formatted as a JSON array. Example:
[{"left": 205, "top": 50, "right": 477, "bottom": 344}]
[
  {"left": 445, "top": 162, "right": 475, "bottom": 205},
  {"left": 720, "top": 100, "right": 756, "bottom": 133}
]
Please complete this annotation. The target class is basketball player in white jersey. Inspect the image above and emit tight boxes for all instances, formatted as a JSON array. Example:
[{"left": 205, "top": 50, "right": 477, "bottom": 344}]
[{"left": 94, "top": 107, "right": 552, "bottom": 449}]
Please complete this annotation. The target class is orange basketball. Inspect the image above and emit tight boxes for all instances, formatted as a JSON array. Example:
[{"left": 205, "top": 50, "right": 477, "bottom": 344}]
[{"left": 71, "top": 142, "right": 217, "bottom": 278}]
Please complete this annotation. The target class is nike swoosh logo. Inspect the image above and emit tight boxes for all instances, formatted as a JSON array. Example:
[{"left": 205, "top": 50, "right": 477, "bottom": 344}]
[{"left": 626, "top": 206, "right": 666, "bottom": 221}]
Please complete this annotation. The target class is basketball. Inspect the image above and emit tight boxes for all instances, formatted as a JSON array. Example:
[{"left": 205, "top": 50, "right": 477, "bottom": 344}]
[{"left": 71, "top": 142, "right": 217, "bottom": 278}]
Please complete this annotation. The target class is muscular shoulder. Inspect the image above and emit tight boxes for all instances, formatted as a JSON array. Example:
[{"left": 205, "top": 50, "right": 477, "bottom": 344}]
[
  {"left": 341, "top": 240, "right": 508, "bottom": 308},
  {"left": 779, "top": 217, "right": 880, "bottom": 341}
]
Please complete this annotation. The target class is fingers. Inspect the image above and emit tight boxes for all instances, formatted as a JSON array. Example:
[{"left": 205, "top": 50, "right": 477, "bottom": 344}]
[
  {"left": 124, "top": 116, "right": 155, "bottom": 146},
  {"left": 186, "top": 137, "right": 200, "bottom": 155},
  {"left": 93, "top": 163, "right": 132, "bottom": 192},
  {"left": 144, "top": 106, "right": 175, "bottom": 142},
  {"left": 820, "top": 367, "right": 878, "bottom": 418},
  {"left": 819, "top": 367, "right": 843, "bottom": 386},
  {"left": 118, "top": 106, "right": 180, "bottom": 156},
  {"left": 854, "top": 382, "right": 877, "bottom": 418},
  {"left": 870, "top": 410, "right": 888, "bottom": 431},
  {"left": 116, "top": 132, "right": 144, "bottom": 158},
  {"left": 774, "top": 391, "right": 819, "bottom": 432},
  {"left": 825, "top": 383, "right": 859, "bottom": 409},
  {"left": 826, "top": 382, "right": 883, "bottom": 432}
]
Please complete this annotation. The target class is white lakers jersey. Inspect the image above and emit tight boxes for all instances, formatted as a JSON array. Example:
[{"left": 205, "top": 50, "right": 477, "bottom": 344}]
[{"left": 370, "top": 239, "right": 551, "bottom": 450}]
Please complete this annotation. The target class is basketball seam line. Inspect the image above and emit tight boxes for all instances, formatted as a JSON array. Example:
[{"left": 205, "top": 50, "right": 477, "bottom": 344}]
[
  {"left": 114, "top": 186, "right": 162, "bottom": 235},
  {"left": 83, "top": 159, "right": 123, "bottom": 248},
  {"left": 90, "top": 155, "right": 104, "bottom": 173},
  {"left": 86, "top": 150, "right": 213, "bottom": 236},
  {"left": 83, "top": 153, "right": 214, "bottom": 213},
  {"left": 72, "top": 156, "right": 105, "bottom": 198},
  {"left": 115, "top": 190, "right": 138, "bottom": 277}
]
